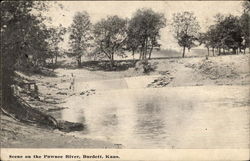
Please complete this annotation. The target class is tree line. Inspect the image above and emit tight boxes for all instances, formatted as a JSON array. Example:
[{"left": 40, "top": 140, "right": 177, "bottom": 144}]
[
  {"left": 68, "top": 1, "right": 249, "bottom": 66},
  {"left": 68, "top": 8, "right": 166, "bottom": 67},
  {"left": 199, "top": 9, "right": 250, "bottom": 56},
  {"left": 171, "top": 1, "right": 249, "bottom": 58}
]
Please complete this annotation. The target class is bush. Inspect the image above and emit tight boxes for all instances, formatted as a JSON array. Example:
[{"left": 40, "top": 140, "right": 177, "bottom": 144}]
[{"left": 135, "top": 60, "right": 157, "bottom": 74}]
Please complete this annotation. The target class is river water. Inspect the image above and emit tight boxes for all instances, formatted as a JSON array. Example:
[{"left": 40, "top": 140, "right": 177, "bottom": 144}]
[{"left": 60, "top": 85, "right": 249, "bottom": 148}]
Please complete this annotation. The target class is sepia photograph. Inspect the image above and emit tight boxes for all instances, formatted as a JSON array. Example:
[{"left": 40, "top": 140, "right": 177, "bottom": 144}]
[{"left": 1, "top": 0, "right": 249, "bottom": 160}]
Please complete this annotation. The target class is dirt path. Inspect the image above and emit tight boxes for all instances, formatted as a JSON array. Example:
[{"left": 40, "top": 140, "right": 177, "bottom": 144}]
[{"left": 169, "top": 63, "right": 198, "bottom": 86}]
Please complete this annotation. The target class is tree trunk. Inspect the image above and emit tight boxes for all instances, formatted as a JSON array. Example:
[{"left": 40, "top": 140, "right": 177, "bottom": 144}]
[
  {"left": 36, "top": 59, "right": 39, "bottom": 67},
  {"left": 2, "top": 67, "right": 15, "bottom": 110},
  {"left": 207, "top": 47, "right": 210, "bottom": 56},
  {"left": 55, "top": 53, "right": 58, "bottom": 65},
  {"left": 132, "top": 50, "right": 135, "bottom": 60},
  {"left": 182, "top": 46, "right": 186, "bottom": 58},
  {"left": 148, "top": 46, "right": 153, "bottom": 59},
  {"left": 142, "top": 48, "right": 145, "bottom": 60},
  {"left": 139, "top": 48, "right": 143, "bottom": 60},
  {"left": 142, "top": 49, "right": 145, "bottom": 60},
  {"left": 110, "top": 53, "right": 114, "bottom": 69},
  {"left": 233, "top": 49, "right": 236, "bottom": 54},
  {"left": 212, "top": 48, "right": 215, "bottom": 56},
  {"left": 77, "top": 56, "right": 81, "bottom": 67},
  {"left": 143, "top": 39, "right": 147, "bottom": 60},
  {"left": 142, "top": 38, "right": 147, "bottom": 60}
]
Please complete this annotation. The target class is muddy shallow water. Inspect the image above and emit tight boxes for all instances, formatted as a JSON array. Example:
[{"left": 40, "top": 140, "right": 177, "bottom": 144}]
[{"left": 60, "top": 86, "right": 249, "bottom": 148}]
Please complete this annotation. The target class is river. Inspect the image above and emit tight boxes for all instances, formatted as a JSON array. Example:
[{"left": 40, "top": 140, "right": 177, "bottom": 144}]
[{"left": 60, "top": 85, "right": 249, "bottom": 148}]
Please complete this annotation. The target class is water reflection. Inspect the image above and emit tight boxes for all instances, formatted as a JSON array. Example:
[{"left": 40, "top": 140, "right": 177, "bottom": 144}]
[
  {"left": 99, "top": 106, "right": 119, "bottom": 138},
  {"left": 134, "top": 96, "right": 167, "bottom": 147},
  {"left": 60, "top": 86, "right": 249, "bottom": 148}
]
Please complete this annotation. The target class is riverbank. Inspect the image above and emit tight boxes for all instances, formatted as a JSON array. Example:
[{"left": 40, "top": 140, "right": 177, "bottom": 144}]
[
  {"left": 56, "top": 54, "right": 250, "bottom": 90},
  {"left": 0, "top": 115, "right": 115, "bottom": 148},
  {"left": 1, "top": 54, "right": 249, "bottom": 148}
]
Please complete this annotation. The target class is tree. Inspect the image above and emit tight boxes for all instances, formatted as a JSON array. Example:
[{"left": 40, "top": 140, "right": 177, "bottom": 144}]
[
  {"left": 207, "top": 25, "right": 221, "bottom": 56},
  {"left": 217, "top": 15, "right": 243, "bottom": 54},
  {"left": 242, "top": 0, "right": 250, "bottom": 13},
  {"left": 198, "top": 32, "right": 211, "bottom": 56},
  {"left": 126, "top": 25, "right": 140, "bottom": 60},
  {"left": 1, "top": 1, "right": 52, "bottom": 109},
  {"left": 93, "top": 15, "right": 127, "bottom": 68},
  {"left": 127, "top": 8, "right": 166, "bottom": 60},
  {"left": 204, "top": 14, "right": 244, "bottom": 55},
  {"left": 47, "top": 25, "right": 66, "bottom": 66},
  {"left": 171, "top": 12, "right": 200, "bottom": 57},
  {"left": 69, "top": 11, "right": 92, "bottom": 67},
  {"left": 240, "top": 1, "right": 250, "bottom": 53}
]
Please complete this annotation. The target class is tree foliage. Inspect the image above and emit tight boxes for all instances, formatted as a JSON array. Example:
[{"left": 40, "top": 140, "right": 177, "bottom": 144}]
[
  {"left": 171, "top": 11, "right": 200, "bottom": 57},
  {"left": 69, "top": 11, "right": 92, "bottom": 67},
  {"left": 219, "top": 15, "right": 243, "bottom": 53},
  {"left": 47, "top": 25, "right": 66, "bottom": 66},
  {"left": 199, "top": 1, "right": 250, "bottom": 56},
  {"left": 200, "top": 14, "right": 246, "bottom": 56},
  {"left": 240, "top": 1, "right": 250, "bottom": 53},
  {"left": 93, "top": 15, "right": 127, "bottom": 68},
  {"left": 1, "top": 1, "right": 65, "bottom": 108},
  {"left": 127, "top": 8, "right": 166, "bottom": 60},
  {"left": 242, "top": 0, "right": 250, "bottom": 13},
  {"left": 1, "top": 1, "right": 41, "bottom": 105}
]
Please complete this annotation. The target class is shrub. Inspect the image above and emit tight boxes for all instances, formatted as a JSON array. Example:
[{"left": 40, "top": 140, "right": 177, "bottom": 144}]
[{"left": 135, "top": 60, "right": 157, "bottom": 74}]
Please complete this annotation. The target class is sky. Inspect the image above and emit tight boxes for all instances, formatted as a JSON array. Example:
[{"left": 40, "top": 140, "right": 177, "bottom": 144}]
[{"left": 46, "top": 1, "right": 243, "bottom": 50}]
